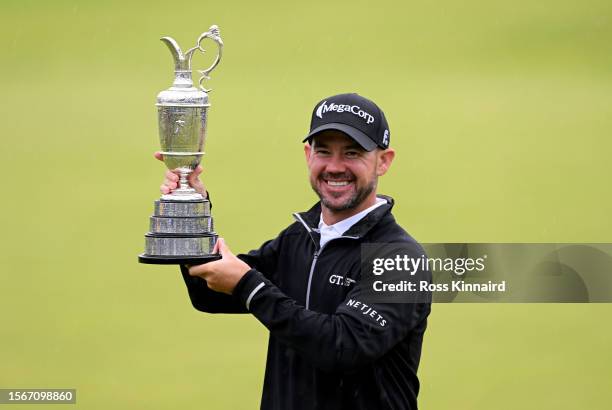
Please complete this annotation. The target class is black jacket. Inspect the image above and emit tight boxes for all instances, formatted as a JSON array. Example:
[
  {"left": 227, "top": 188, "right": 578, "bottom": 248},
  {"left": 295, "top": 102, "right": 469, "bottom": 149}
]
[{"left": 180, "top": 195, "right": 431, "bottom": 409}]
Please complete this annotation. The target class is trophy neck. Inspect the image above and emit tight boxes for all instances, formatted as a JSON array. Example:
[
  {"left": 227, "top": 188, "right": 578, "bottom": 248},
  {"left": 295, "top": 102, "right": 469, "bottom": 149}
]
[{"left": 172, "top": 70, "right": 194, "bottom": 88}]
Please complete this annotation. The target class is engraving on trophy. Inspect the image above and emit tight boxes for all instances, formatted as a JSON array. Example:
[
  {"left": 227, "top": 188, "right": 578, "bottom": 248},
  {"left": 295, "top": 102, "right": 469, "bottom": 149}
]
[
  {"left": 174, "top": 119, "right": 186, "bottom": 134},
  {"left": 139, "top": 25, "right": 223, "bottom": 265}
]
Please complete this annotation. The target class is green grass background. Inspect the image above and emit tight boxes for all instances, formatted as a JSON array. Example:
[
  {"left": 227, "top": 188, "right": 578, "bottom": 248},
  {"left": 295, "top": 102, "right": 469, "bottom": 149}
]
[{"left": 1, "top": 0, "right": 611, "bottom": 408}]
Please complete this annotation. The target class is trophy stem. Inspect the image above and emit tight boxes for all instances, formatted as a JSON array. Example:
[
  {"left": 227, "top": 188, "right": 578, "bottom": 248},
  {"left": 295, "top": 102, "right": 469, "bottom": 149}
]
[
  {"left": 161, "top": 168, "right": 203, "bottom": 201},
  {"left": 179, "top": 169, "right": 190, "bottom": 191}
]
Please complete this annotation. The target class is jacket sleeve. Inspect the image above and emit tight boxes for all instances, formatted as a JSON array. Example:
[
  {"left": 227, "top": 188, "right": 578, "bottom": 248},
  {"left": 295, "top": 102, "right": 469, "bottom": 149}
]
[
  {"left": 232, "top": 255, "right": 432, "bottom": 373},
  {"left": 179, "top": 228, "right": 286, "bottom": 314},
  {"left": 180, "top": 265, "right": 247, "bottom": 313}
]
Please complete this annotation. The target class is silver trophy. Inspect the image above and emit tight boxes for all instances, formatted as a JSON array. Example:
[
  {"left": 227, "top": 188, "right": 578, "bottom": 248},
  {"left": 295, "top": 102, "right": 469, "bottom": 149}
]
[{"left": 139, "top": 26, "right": 223, "bottom": 264}]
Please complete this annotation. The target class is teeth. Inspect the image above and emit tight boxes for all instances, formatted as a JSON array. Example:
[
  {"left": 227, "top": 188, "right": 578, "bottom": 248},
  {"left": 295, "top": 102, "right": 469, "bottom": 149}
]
[{"left": 327, "top": 181, "right": 349, "bottom": 186}]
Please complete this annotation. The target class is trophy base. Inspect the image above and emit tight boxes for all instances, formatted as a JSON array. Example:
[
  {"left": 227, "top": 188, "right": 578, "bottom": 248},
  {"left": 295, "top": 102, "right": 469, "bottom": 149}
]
[
  {"left": 141, "top": 197, "right": 218, "bottom": 266},
  {"left": 138, "top": 253, "right": 221, "bottom": 265}
]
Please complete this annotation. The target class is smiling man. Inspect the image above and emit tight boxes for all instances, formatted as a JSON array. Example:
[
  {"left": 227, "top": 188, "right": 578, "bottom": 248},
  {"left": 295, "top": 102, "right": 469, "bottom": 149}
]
[{"left": 161, "top": 93, "right": 432, "bottom": 409}]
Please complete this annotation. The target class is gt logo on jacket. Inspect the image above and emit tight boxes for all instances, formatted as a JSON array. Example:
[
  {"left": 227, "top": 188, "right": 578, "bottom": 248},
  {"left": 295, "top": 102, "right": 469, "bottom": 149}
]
[{"left": 328, "top": 274, "right": 356, "bottom": 287}]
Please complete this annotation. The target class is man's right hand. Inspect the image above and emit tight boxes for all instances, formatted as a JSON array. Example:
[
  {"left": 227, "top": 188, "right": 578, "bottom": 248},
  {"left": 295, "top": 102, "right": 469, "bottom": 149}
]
[{"left": 154, "top": 151, "right": 207, "bottom": 197}]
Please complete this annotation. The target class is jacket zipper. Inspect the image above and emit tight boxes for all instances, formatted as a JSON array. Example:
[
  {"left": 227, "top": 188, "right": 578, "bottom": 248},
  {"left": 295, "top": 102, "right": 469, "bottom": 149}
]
[
  {"left": 305, "top": 251, "right": 319, "bottom": 310},
  {"left": 293, "top": 212, "right": 360, "bottom": 310},
  {"left": 304, "top": 237, "right": 359, "bottom": 309}
]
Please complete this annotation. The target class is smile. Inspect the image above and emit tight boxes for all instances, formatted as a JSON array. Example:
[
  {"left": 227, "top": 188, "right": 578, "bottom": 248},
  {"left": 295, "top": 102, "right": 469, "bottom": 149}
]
[{"left": 327, "top": 180, "right": 351, "bottom": 186}]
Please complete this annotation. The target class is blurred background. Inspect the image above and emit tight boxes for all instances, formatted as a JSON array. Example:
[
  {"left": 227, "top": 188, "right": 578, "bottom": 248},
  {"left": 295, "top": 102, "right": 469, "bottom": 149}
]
[{"left": 1, "top": 0, "right": 611, "bottom": 408}]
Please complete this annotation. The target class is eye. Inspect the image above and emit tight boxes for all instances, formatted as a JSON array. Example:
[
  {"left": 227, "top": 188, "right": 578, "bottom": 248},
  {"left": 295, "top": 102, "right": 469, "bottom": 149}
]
[
  {"left": 315, "top": 148, "right": 331, "bottom": 156},
  {"left": 345, "top": 150, "right": 361, "bottom": 158}
]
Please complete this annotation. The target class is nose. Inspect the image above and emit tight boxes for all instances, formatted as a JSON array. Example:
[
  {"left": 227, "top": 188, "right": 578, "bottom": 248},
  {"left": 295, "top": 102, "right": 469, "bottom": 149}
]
[{"left": 324, "top": 152, "right": 346, "bottom": 173}]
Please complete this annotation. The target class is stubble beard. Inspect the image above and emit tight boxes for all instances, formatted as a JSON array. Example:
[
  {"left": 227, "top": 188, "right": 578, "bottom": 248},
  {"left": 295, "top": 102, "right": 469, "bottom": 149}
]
[{"left": 311, "top": 172, "right": 378, "bottom": 212}]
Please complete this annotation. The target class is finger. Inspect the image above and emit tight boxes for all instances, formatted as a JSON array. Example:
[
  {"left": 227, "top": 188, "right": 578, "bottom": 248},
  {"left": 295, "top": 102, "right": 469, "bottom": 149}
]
[
  {"left": 216, "top": 238, "right": 226, "bottom": 255},
  {"left": 165, "top": 170, "right": 179, "bottom": 182},
  {"left": 154, "top": 151, "right": 164, "bottom": 161},
  {"left": 212, "top": 238, "right": 220, "bottom": 254},
  {"left": 217, "top": 238, "right": 234, "bottom": 257},
  {"left": 189, "top": 259, "right": 225, "bottom": 277},
  {"left": 164, "top": 171, "right": 179, "bottom": 191},
  {"left": 188, "top": 265, "right": 198, "bottom": 276},
  {"left": 163, "top": 177, "right": 178, "bottom": 189},
  {"left": 162, "top": 175, "right": 178, "bottom": 190},
  {"left": 160, "top": 184, "right": 170, "bottom": 194},
  {"left": 187, "top": 168, "right": 203, "bottom": 186},
  {"left": 187, "top": 173, "right": 200, "bottom": 186},
  {"left": 188, "top": 263, "right": 211, "bottom": 277},
  {"left": 192, "top": 165, "right": 203, "bottom": 177},
  {"left": 186, "top": 169, "right": 206, "bottom": 195},
  {"left": 163, "top": 180, "right": 178, "bottom": 190}
]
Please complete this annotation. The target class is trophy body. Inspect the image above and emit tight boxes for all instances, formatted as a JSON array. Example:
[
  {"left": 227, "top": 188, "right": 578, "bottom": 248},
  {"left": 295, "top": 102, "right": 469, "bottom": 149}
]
[{"left": 139, "top": 26, "right": 223, "bottom": 265}]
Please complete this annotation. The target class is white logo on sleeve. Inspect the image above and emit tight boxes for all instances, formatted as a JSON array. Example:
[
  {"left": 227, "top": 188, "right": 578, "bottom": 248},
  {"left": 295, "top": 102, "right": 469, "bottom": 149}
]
[
  {"left": 316, "top": 101, "right": 375, "bottom": 124},
  {"left": 346, "top": 299, "right": 387, "bottom": 327}
]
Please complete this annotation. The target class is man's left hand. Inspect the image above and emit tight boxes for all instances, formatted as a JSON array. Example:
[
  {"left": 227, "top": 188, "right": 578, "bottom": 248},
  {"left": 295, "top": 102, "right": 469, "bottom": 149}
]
[{"left": 187, "top": 238, "right": 251, "bottom": 295}]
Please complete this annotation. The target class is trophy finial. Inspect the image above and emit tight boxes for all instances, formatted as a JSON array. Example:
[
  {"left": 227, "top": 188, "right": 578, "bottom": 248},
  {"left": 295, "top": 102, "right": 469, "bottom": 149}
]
[{"left": 160, "top": 26, "right": 223, "bottom": 90}]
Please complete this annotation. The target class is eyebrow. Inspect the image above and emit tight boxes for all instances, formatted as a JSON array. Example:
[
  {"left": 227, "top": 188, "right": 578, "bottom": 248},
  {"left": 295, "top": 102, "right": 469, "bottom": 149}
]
[{"left": 313, "top": 140, "right": 364, "bottom": 151}]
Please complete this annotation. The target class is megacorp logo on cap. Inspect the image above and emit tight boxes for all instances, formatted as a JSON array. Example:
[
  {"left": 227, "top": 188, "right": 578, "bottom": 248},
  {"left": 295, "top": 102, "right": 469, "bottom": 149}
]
[{"left": 315, "top": 100, "right": 375, "bottom": 125}]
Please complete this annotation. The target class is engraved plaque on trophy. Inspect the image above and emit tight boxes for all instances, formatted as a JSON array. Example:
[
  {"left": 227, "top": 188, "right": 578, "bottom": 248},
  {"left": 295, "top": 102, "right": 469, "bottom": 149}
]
[{"left": 139, "top": 26, "right": 223, "bottom": 264}]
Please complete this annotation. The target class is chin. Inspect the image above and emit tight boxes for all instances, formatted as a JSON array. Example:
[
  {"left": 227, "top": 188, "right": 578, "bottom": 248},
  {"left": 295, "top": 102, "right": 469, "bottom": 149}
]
[
  {"left": 321, "top": 196, "right": 359, "bottom": 212},
  {"left": 311, "top": 179, "right": 370, "bottom": 212}
]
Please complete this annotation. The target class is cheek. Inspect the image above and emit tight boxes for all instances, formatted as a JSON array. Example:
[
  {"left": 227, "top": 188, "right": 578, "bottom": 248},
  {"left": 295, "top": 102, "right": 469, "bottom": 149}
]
[
  {"left": 307, "top": 162, "right": 323, "bottom": 178},
  {"left": 308, "top": 158, "right": 326, "bottom": 172},
  {"left": 352, "top": 162, "right": 375, "bottom": 179}
]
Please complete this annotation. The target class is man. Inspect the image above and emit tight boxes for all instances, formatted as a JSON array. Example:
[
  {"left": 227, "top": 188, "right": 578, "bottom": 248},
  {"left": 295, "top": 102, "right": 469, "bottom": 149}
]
[{"left": 157, "top": 93, "right": 431, "bottom": 409}]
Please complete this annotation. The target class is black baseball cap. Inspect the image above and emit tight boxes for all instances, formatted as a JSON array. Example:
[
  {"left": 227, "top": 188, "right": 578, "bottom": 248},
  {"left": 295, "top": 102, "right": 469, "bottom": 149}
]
[{"left": 303, "top": 93, "right": 390, "bottom": 151}]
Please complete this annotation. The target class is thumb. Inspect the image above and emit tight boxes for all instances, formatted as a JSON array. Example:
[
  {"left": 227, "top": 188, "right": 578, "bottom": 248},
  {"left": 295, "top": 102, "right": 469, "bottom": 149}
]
[
  {"left": 192, "top": 165, "right": 203, "bottom": 177},
  {"left": 187, "top": 166, "right": 203, "bottom": 186},
  {"left": 154, "top": 151, "right": 164, "bottom": 161}
]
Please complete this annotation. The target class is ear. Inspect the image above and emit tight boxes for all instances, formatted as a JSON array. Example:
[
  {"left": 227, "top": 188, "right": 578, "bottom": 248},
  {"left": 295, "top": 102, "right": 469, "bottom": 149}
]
[
  {"left": 376, "top": 148, "right": 395, "bottom": 176},
  {"left": 304, "top": 143, "right": 312, "bottom": 162}
]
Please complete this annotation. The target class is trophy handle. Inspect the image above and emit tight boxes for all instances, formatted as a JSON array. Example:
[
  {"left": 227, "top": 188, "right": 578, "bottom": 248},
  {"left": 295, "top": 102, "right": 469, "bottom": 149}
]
[{"left": 186, "top": 25, "right": 224, "bottom": 93}]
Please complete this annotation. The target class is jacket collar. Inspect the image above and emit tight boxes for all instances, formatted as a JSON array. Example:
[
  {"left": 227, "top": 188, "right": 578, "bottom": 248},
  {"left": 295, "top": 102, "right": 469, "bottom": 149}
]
[{"left": 293, "top": 194, "right": 395, "bottom": 239}]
